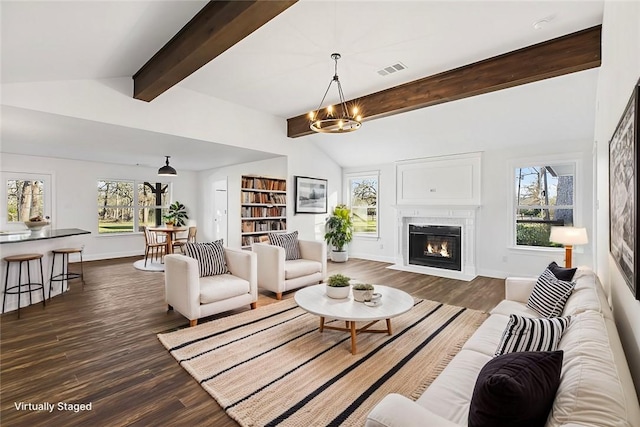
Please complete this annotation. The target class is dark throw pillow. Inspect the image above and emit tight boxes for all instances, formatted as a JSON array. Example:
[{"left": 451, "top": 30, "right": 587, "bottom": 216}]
[
  {"left": 495, "top": 314, "right": 571, "bottom": 356},
  {"left": 185, "top": 240, "right": 228, "bottom": 277},
  {"left": 527, "top": 268, "right": 575, "bottom": 317},
  {"left": 468, "top": 350, "right": 563, "bottom": 427},
  {"left": 268, "top": 231, "right": 301, "bottom": 260},
  {"left": 547, "top": 261, "right": 577, "bottom": 281}
]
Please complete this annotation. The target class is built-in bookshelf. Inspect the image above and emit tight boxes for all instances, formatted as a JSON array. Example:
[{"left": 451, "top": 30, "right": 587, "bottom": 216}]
[{"left": 241, "top": 175, "right": 287, "bottom": 248}]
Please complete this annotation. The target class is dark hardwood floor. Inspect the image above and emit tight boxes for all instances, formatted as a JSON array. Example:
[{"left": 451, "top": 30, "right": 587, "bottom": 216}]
[{"left": 0, "top": 257, "right": 504, "bottom": 426}]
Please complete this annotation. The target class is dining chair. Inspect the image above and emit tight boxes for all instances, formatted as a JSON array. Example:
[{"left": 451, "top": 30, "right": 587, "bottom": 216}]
[
  {"left": 173, "top": 226, "right": 197, "bottom": 254},
  {"left": 143, "top": 227, "right": 167, "bottom": 267}
]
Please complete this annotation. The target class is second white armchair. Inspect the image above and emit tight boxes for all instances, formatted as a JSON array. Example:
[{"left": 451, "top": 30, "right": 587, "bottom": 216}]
[{"left": 252, "top": 239, "right": 327, "bottom": 300}]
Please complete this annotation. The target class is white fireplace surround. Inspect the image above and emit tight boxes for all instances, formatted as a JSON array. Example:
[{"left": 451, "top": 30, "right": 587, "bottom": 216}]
[{"left": 390, "top": 205, "right": 479, "bottom": 281}]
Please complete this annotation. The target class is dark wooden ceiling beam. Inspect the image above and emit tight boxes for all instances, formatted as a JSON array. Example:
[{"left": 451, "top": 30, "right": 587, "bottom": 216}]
[
  {"left": 133, "top": 0, "right": 298, "bottom": 102},
  {"left": 287, "top": 25, "right": 601, "bottom": 138}
]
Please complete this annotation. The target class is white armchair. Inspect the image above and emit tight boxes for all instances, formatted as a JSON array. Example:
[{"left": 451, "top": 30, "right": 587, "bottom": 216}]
[
  {"left": 252, "top": 240, "right": 327, "bottom": 300},
  {"left": 164, "top": 248, "right": 257, "bottom": 327}
]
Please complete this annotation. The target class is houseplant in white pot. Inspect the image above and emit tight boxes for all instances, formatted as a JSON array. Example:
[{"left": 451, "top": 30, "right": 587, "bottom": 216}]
[
  {"left": 326, "top": 274, "right": 351, "bottom": 299},
  {"left": 324, "top": 204, "right": 354, "bottom": 262}
]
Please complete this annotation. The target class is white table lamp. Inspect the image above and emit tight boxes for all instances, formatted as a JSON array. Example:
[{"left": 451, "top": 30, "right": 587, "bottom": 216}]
[{"left": 549, "top": 226, "right": 588, "bottom": 268}]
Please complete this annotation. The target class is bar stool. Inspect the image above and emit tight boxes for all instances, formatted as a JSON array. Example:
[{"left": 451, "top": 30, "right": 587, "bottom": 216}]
[
  {"left": 2, "top": 253, "right": 46, "bottom": 318},
  {"left": 49, "top": 248, "right": 84, "bottom": 298}
]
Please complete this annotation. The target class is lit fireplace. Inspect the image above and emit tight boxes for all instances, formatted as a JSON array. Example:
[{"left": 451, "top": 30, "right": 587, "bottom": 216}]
[
  {"left": 426, "top": 240, "right": 450, "bottom": 258},
  {"left": 409, "top": 224, "right": 462, "bottom": 271}
]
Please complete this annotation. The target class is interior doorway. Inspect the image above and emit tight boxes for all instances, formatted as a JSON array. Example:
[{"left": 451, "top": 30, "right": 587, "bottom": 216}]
[{"left": 213, "top": 179, "right": 228, "bottom": 243}]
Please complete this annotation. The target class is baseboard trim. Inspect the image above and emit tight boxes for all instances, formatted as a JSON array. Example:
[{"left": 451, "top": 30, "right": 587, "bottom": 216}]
[
  {"left": 70, "top": 250, "right": 144, "bottom": 263},
  {"left": 347, "top": 253, "right": 396, "bottom": 264}
]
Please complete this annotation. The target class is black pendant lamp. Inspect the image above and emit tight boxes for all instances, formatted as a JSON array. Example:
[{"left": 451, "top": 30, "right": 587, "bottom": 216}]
[{"left": 158, "top": 156, "right": 177, "bottom": 176}]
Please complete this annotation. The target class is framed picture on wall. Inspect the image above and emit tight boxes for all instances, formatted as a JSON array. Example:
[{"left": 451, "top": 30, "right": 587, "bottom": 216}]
[
  {"left": 609, "top": 78, "right": 639, "bottom": 299},
  {"left": 294, "top": 176, "right": 327, "bottom": 214}
]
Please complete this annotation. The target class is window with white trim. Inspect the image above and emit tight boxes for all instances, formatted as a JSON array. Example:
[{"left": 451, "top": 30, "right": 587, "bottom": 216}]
[
  {"left": 97, "top": 180, "right": 170, "bottom": 234},
  {"left": 2, "top": 172, "right": 52, "bottom": 225},
  {"left": 514, "top": 163, "right": 575, "bottom": 248},
  {"left": 347, "top": 172, "right": 379, "bottom": 236}
]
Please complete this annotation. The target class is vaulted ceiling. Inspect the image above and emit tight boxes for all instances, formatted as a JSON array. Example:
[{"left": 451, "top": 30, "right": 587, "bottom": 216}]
[{"left": 1, "top": 0, "right": 603, "bottom": 169}]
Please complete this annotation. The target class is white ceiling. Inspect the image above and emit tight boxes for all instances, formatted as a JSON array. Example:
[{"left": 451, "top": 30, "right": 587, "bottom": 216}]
[
  {"left": 0, "top": 0, "right": 603, "bottom": 169},
  {"left": 0, "top": 105, "right": 281, "bottom": 171}
]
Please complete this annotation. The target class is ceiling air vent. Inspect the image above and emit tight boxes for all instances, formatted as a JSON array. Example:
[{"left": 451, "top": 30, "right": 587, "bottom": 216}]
[{"left": 377, "top": 62, "right": 407, "bottom": 76}]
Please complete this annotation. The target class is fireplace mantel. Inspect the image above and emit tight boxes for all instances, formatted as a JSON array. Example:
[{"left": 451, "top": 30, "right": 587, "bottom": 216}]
[{"left": 389, "top": 205, "right": 479, "bottom": 281}]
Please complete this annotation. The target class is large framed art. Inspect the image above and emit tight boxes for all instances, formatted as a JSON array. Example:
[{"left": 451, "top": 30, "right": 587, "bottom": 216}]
[
  {"left": 609, "top": 78, "right": 639, "bottom": 299},
  {"left": 294, "top": 176, "right": 327, "bottom": 214}
]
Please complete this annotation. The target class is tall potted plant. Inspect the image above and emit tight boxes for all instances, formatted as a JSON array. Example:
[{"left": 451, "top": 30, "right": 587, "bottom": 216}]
[
  {"left": 324, "top": 204, "right": 354, "bottom": 262},
  {"left": 164, "top": 201, "right": 189, "bottom": 226}
]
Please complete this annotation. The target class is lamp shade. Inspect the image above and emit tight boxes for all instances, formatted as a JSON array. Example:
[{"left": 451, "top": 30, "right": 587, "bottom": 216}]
[
  {"left": 158, "top": 156, "right": 177, "bottom": 176},
  {"left": 549, "top": 226, "right": 588, "bottom": 246}
]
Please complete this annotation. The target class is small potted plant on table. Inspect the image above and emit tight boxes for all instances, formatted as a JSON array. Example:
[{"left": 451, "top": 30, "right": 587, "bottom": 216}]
[
  {"left": 164, "top": 201, "right": 189, "bottom": 226},
  {"left": 352, "top": 283, "right": 375, "bottom": 302},
  {"left": 326, "top": 273, "right": 351, "bottom": 299}
]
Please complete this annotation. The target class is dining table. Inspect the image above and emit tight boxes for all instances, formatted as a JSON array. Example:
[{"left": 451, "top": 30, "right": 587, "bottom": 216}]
[{"left": 148, "top": 226, "right": 188, "bottom": 254}]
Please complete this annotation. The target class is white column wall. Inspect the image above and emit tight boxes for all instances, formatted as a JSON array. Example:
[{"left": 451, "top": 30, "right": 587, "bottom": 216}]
[{"left": 594, "top": 0, "right": 640, "bottom": 397}]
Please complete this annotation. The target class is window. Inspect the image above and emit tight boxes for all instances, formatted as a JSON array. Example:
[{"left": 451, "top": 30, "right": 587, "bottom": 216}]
[
  {"left": 347, "top": 172, "right": 379, "bottom": 236},
  {"left": 7, "top": 179, "right": 45, "bottom": 221},
  {"left": 2, "top": 172, "right": 52, "bottom": 225},
  {"left": 97, "top": 180, "right": 169, "bottom": 234},
  {"left": 514, "top": 163, "right": 575, "bottom": 248}
]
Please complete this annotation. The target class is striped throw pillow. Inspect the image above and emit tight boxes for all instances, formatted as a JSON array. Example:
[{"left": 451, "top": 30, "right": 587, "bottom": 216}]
[
  {"left": 185, "top": 240, "right": 229, "bottom": 277},
  {"left": 268, "top": 231, "right": 301, "bottom": 260},
  {"left": 495, "top": 314, "right": 571, "bottom": 356},
  {"left": 527, "top": 268, "right": 575, "bottom": 317}
]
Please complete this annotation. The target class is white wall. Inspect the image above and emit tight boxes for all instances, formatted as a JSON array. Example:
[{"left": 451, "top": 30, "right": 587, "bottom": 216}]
[
  {"left": 0, "top": 153, "right": 199, "bottom": 260},
  {"left": 478, "top": 140, "right": 594, "bottom": 278},
  {"left": 287, "top": 142, "right": 344, "bottom": 242},
  {"left": 343, "top": 163, "right": 396, "bottom": 263},
  {"left": 342, "top": 140, "right": 594, "bottom": 278},
  {"left": 594, "top": 0, "right": 640, "bottom": 396}
]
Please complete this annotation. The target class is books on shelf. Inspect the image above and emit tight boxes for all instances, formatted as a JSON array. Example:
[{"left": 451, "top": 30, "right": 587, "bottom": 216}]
[
  {"left": 241, "top": 220, "right": 286, "bottom": 234},
  {"left": 241, "top": 192, "right": 286, "bottom": 204},
  {"left": 241, "top": 232, "right": 285, "bottom": 247},
  {"left": 241, "top": 175, "right": 287, "bottom": 247},
  {"left": 241, "top": 206, "right": 286, "bottom": 218},
  {"left": 241, "top": 177, "right": 286, "bottom": 191}
]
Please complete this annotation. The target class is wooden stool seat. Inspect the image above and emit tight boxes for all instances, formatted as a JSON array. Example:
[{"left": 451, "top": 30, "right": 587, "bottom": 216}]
[
  {"left": 4, "top": 253, "right": 43, "bottom": 262},
  {"left": 50, "top": 248, "right": 85, "bottom": 298},
  {"left": 3, "top": 253, "right": 46, "bottom": 318},
  {"left": 52, "top": 248, "right": 82, "bottom": 255}
]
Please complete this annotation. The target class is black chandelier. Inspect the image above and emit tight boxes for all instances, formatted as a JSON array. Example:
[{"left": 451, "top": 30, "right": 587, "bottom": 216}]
[{"left": 308, "top": 53, "right": 362, "bottom": 134}]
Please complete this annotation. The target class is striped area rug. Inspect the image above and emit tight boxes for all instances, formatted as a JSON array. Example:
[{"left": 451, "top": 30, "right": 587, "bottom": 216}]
[{"left": 158, "top": 298, "right": 487, "bottom": 427}]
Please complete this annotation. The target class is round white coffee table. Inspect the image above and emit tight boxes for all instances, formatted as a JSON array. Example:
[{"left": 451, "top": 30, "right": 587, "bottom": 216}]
[{"left": 294, "top": 284, "right": 414, "bottom": 355}]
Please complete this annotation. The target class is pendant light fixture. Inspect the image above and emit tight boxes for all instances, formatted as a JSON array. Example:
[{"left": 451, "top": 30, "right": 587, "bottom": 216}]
[
  {"left": 309, "top": 53, "right": 362, "bottom": 133},
  {"left": 158, "top": 156, "right": 177, "bottom": 176}
]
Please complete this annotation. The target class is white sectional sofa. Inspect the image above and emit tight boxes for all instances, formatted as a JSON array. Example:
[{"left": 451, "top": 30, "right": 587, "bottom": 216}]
[{"left": 366, "top": 267, "right": 640, "bottom": 426}]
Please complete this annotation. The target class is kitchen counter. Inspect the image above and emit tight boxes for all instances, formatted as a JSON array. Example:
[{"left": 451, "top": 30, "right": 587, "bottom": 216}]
[
  {"left": 0, "top": 228, "right": 91, "bottom": 314},
  {"left": 0, "top": 228, "right": 90, "bottom": 244}
]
